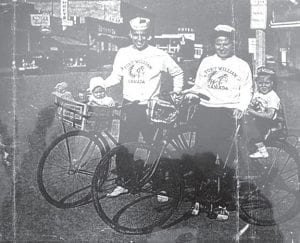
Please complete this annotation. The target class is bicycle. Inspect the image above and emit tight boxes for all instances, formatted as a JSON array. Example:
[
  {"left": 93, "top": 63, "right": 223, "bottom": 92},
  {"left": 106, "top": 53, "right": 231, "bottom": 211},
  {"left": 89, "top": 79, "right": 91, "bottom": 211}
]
[
  {"left": 237, "top": 131, "right": 300, "bottom": 226},
  {"left": 90, "top": 92, "right": 202, "bottom": 234},
  {"left": 37, "top": 94, "right": 138, "bottom": 209},
  {"left": 91, "top": 92, "right": 300, "bottom": 235}
]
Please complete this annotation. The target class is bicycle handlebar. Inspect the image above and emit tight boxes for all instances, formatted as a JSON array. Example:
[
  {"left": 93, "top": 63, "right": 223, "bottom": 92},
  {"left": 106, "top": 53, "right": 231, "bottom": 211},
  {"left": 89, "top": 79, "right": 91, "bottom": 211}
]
[
  {"left": 114, "top": 100, "right": 140, "bottom": 110},
  {"left": 161, "top": 91, "right": 210, "bottom": 109},
  {"left": 180, "top": 90, "right": 210, "bottom": 101}
]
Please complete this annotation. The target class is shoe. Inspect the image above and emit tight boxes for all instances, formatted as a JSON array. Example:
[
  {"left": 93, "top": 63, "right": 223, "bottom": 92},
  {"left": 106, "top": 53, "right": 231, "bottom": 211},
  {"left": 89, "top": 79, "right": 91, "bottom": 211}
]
[
  {"left": 215, "top": 206, "right": 229, "bottom": 221},
  {"left": 249, "top": 150, "right": 269, "bottom": 158},
  {"left": 157, "top": 191, "right": 169, "bottom": 202},
  {"left": 106, "top": 186, "right": 128, "bottom": 197},
  {"left": 191, "top": 202, "right": 200, "bottom": 216}
]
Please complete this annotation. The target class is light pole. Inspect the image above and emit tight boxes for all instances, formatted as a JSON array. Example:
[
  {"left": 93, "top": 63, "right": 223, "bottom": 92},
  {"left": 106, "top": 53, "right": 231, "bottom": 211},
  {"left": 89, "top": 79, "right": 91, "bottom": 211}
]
[
  {"left": 231, "top": 0, "right": 237, "bottom": 54},
  {"left": 250, "top": 0, "right": 267, "bottom": 76}
]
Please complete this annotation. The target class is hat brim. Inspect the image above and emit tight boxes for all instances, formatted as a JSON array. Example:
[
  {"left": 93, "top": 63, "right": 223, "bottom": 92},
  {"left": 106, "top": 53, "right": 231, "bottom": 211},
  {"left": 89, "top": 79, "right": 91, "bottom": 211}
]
[{"left": 214, "top": 31, "right": 234, "bottom": 39}]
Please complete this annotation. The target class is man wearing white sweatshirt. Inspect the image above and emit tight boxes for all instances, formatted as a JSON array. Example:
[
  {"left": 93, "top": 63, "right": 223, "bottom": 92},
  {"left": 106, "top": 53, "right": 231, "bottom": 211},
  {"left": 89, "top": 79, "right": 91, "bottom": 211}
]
[
  {"left": 183, "top": 24, "right": 253, "bottom": 164},
  {"left": 103, "top": 17, "right": 184, "bottom": 197},
  {"left": 182, "top": 24, "right": 253, "bottom": 216}
]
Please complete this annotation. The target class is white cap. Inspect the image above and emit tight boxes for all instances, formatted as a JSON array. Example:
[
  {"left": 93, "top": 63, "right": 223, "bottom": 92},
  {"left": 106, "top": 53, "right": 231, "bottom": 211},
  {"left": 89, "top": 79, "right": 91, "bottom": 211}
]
[
  {"left": 129, "top": 17, "right": 150, "bottom": 31},
  {"left": 214, "top": 25, "right": 235, "bottom": 33},
  {"left": 88, "top": 77, "right": 106, "bottom": 92}
]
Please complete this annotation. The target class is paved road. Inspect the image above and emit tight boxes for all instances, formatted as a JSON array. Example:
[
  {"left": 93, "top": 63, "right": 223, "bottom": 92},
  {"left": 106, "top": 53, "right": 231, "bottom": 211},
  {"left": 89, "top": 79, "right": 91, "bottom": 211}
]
[
  {"left": 0, "top": 73, "right": 300, "bottom": 242},
  {"left": 0, "top": 107, "right": 299, "bottom": 242}
]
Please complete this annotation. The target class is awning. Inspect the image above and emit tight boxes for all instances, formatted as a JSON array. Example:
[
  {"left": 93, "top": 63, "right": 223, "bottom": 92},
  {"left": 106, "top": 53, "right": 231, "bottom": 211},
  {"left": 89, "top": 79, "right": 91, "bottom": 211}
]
[
  {"left": 50, "top": 36, "right": 87, "bottom": 46},
  {"left": 270, "top": 21, "right": 300, "bottom": 28},
  {"left": 97, "top": 33, "right": 128, "bottom": 41}
]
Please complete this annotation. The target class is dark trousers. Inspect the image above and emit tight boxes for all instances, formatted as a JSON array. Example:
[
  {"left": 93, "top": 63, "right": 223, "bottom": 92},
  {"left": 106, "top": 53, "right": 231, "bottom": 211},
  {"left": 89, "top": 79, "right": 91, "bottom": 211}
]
[
  {"left": 191, "top": 105, "right": 237, "bottom": 205},
  {"left": 243, "top": 114, "right": 275, "bottom": 143},
  {"left": 116, "top": 100, "right": 156, "bottom": 187},
  {"left": 192, "top": 105, "right": 237, "bottom": 164}
]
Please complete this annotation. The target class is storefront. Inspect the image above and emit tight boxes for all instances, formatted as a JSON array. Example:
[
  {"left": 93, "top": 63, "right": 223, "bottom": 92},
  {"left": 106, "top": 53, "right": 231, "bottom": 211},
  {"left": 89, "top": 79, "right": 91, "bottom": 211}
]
[
  {"left": 267, "top": 3, "right": 300, "bottom": 73},
  {"left": 154, "top": 28, "right": 197, "bottom": 62},
  {"left": 269, "top": 22, "right": 300, "bottom": 71},
  {"left": 85, "top": 17, "right": 129, "bottom": 69},
  {"left": 0, "top": 2, "right": 37, "bottom": 73}
]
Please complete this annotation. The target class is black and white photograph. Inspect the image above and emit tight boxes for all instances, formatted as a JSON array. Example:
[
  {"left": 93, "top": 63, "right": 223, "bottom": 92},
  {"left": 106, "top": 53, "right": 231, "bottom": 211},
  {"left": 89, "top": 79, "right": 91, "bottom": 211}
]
[{"left": 0, "top": 0, "right": 300, "bottom": 242}]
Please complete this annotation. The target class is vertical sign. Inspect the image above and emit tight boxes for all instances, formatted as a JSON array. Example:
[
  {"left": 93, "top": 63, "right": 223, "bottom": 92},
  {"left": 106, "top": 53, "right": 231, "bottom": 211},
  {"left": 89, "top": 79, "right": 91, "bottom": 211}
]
[
  {"left": 248, "top": 38, "right": 256, "bottom": 54},
  {"left": 255, "top": 30, "right": 266, "bottom": 76},
  {"left": 61, "top": 0, "right": 68, "bottom": 23},
  {"left": 250, "top": 0, "right": 267, "bottom": 30}
]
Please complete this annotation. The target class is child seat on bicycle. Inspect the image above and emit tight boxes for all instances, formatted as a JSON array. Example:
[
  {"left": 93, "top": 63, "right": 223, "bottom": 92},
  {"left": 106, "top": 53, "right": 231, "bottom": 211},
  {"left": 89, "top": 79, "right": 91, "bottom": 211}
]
[{"left": 245, "top": 67, "right": 281, "bottom": 158}]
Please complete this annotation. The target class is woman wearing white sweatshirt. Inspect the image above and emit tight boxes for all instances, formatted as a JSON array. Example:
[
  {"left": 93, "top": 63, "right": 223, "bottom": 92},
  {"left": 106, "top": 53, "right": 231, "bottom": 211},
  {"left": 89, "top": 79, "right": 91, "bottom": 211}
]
[{"left": 183, "top": 24, "right": 253, "bottom": 166}]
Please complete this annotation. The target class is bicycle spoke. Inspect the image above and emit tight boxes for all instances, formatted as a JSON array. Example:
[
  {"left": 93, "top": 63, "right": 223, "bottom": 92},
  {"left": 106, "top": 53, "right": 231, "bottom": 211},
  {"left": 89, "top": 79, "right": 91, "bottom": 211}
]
[
  {"left": 241, "top": 141, "right": 300, "bottom": 225},
  {"left": 37, "top": 131, "right": 106, "bottom": 208},
  {"left": 273, "top": 176, "right": 298, "bottom": 194},
  {"left": 92, "top": 142, "right": 182, "bottom": 234},
  {"left": 59, "top": 185, "right": 91, "bottom": 203}
]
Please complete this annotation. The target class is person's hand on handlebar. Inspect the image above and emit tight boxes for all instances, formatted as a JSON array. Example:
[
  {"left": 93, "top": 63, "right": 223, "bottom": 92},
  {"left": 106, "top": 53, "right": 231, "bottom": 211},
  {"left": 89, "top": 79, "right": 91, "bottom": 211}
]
[
  {"left": 185, "top": 93, "right": 199, "bottom": 102},
  {"left": 170, "top": 91, "right": 183, "bottom": 104},
  {"left": 181, "top": 89, "right": 210, "bottom": 102},
  {"left": 181, "top": 90, "right": 199, "bottom": 102},
  {"left": 233, "top": 108, "right": 244, "bottom": 120}
]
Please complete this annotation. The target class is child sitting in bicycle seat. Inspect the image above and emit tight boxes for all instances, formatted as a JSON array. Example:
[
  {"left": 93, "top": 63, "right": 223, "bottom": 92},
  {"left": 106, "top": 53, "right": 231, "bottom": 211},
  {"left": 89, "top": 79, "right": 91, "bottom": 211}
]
[
  {"left": 246, "top": 67, "right": 280, "bottom": 158},
  {"left": 53, "top": 82, "right": 74, "bottom": 100},
  {"left": 88, "top": 77, "right": 115, "bottom": 107}
]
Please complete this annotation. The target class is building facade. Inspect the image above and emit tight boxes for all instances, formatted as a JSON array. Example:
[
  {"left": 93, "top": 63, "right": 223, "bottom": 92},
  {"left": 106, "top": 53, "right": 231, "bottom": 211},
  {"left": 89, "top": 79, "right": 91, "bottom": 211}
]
[{"left": 267, "top": 1, "right": 300, "bottom": 73}]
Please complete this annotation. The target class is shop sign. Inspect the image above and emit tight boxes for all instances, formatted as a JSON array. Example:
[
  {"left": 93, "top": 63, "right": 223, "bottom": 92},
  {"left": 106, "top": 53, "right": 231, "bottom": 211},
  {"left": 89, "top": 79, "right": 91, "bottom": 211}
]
[
  {"left": 61, "top": 0, "right": 68, "bottom": 23},
  {"left": 250, "top": 0, "right": 267, "bottom": 29},
  {"left": 105, "top": 16, "right": 123, "bottom": 24},
  {"left": 30, "top": 14, "right": 50, "bottom": 26},
  {"left": 248, "top": 38, "right": 256, "bottom": 54},
  {"left": 62, "top": 19, "right": 73, "bottom": 26},
  {"left": 98, "top": 25, "right": 116, "bottom": 35}
]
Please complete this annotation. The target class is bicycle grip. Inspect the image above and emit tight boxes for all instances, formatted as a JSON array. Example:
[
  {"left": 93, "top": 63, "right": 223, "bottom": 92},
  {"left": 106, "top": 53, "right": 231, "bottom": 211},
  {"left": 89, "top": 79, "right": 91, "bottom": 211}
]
[
  {"left": 184, "top": 90, "right": 210, "bottom": 101},
  {"left": 197, "top": 93, "right": 210, "bottom": 101}
]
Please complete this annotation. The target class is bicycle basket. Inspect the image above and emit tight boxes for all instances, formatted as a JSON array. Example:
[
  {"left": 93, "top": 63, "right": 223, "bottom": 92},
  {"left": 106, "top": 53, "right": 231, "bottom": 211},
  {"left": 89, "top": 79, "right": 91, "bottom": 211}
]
[
  {"left": 85, "top": 105, "right": 113, "bottom": 131},
  {"left": 55, "top": 95, "right": 112, "bottom": 131},
  {"left": 147, "top": 98, "right": 177, "bottom": 124}
]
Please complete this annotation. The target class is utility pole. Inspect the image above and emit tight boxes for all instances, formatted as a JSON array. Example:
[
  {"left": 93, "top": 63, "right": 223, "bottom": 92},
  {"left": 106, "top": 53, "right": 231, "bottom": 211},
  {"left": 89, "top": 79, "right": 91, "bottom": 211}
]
[
  {"left": 51, "top": 0, "right": 54, "bottom": 16},
  {"left": 255, "top": 29, "right": 265, "bottom": 71},
  {"left": 231, "top": 0, "right": 237, "bottom": 54},
  {"left": 250, "top": 0, "right": 267, "bottom": 76}
]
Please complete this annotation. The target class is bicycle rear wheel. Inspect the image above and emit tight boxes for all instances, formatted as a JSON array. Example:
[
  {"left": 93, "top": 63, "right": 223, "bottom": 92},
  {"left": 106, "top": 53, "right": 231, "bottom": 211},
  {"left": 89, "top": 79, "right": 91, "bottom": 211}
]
[
  {"left": 91, "top": 142, "right": 182, "bottom": 235},
  {"left": 239, "top": 140, "right": 300, "bottom": 225},
  {"left": 37, "top": 130, "right": 108, "bottom": 208},
  {"left": 166, "top": 124, "right": 197, "bottom": 158}
]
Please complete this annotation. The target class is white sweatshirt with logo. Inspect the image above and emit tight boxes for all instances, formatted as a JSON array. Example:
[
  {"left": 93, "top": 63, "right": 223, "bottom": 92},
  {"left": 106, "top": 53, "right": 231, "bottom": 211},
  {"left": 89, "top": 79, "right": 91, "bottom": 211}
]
[
  {"left": 190, "top": 54, "right": 253, "bottom": 111},
  {"left": 104, "top": 45, "right": 184, "bottom": 104}
]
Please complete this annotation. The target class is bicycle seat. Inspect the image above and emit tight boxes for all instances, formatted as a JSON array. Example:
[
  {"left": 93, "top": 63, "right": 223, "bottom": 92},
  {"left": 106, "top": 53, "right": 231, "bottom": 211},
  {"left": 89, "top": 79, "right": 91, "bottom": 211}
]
[{"left": 264, "top": 105, "right": 288, "bottom": 141}]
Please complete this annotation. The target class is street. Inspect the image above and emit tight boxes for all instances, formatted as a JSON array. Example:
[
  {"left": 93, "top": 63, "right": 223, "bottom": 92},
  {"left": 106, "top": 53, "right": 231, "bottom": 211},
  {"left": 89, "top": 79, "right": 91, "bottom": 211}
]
[
  {"left": 0, "top": 72, "right": 299, "bottom": 242},
  {"left": 1, "top": 0, "right": 300, "bottom": 241}
]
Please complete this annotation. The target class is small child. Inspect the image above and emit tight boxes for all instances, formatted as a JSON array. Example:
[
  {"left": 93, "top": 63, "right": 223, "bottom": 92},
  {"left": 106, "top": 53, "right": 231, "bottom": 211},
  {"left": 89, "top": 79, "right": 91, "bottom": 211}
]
[
  {"left": 52, "top": 82, "right": 74, "bottom": 100},
  {"left": 88, "top": 77, "right": 115, "bottom": 107},
  {"left": 246, "top": 67, "right": 281, "bottom": 158}
]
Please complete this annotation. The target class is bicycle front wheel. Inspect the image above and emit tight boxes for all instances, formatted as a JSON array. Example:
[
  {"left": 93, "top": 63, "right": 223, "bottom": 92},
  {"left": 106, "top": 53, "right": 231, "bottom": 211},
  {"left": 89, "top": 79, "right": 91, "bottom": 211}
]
[
  {"left": 37, "top": 130, "right": 108, "bottom": 208},
  {"left": 91, "top": 142, "right": 182, "bottom": 235},
  {"left": 240, "top": 140, "right": 300, "bottom": 225}
]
